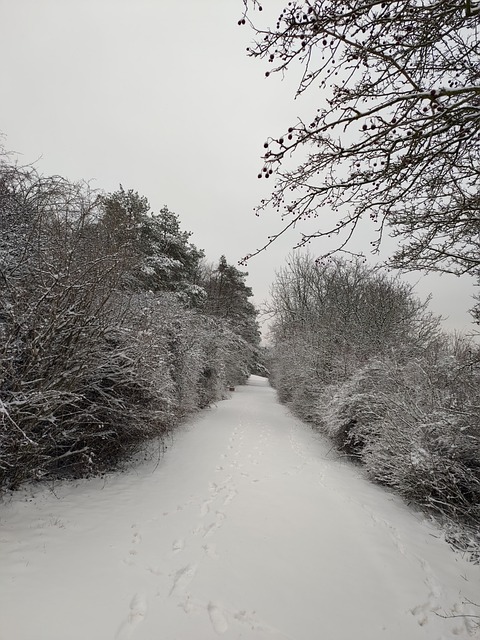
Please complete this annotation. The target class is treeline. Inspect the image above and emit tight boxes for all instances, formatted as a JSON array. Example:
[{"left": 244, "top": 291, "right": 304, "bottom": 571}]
[
  {"left": 0, "top": 159, "right": 260, "bottom": 489},
  {"left": 268, "top": 254, "right": 480, "bottom": 548}
]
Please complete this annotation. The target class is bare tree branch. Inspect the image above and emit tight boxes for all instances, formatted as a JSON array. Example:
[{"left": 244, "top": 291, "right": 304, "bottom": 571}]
[{"left": 240, "top": 0, "right": 480, "bottom": 277}]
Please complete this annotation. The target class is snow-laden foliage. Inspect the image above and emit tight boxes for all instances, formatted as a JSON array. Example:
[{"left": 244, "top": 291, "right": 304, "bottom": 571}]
[
  {"left": 268, "top": 255, "right": 480, "bottom": 539},
  {"left": 359, "top": 347, "right": 480, "bottom": 529},
  {"left": 99, "top": 188, "right": 206, "bottom": 304},
  {"left": 197, "top": 255, "right": 262, "bottom": 380},
  {"left": 0, "top": 161, "right": 260, "bottom": 490}
]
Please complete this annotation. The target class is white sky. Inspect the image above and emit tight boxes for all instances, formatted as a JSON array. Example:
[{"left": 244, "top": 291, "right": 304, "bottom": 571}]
[{"left": 0, "top": 0, "right": 477, "bottom": 335}]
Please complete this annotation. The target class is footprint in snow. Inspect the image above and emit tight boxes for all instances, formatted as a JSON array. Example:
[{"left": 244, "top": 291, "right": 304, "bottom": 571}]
[
  {"left": 169, "top": 564, "right": 197, "bottom": 597},
  {"left": 132, "top": 532, "right": 141, "bottom": 544},
  {"left": 196, "top": 511, "right": 226, "bottom": 539},
  {"left": 232, "top": 608, "right": 293, "bottom": 638},
  {"left": 223, "top": 489, "right": 238, "bottom": 506},
  {"left": 203, "top": 543, "right": 219, "bottom": 559},
  {"left": 147, "top": 565, "right": 163, "bottom": 576},
  {"left": 200, "top": 499, "right": 212, "bottom": 517},
  {"left": 208, "top": 601, "right": 229, "bottom": 634},
  {"left": 410, "top": 568, "right": 442, "bottom": 627},
  {"left": 449, "top": 601, "right": 479, "bottom": 636},
  {"left": 172, "top": 538, "right": 185, "bottom": 553},
  {"left": 115, "top": 593, "right": 147, "bottom": 639}
]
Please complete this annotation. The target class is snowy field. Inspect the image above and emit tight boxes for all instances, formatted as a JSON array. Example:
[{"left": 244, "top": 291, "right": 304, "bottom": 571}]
[{"left": 0, "top": 376, "right": 479, "bottom": 640}]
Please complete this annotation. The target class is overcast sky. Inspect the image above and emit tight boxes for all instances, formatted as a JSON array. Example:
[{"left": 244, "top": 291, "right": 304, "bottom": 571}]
[{"left": 1, "top": 0, "right": 477, "bottom": 336}]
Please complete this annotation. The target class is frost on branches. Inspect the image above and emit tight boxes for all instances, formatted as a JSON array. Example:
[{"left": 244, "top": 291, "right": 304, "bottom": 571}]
[
  {"left": 0, "top": 160, "right": 261, "bottom": 490},
  {"left": 240, "top": 0, "right": 480, "bottom": 276},
  {"left": 267, "top": 254, "right": 480, "bottom": 548}
]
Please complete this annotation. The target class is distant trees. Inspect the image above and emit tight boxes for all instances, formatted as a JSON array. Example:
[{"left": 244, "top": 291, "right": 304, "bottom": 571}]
[
  {"left": 268, "top": 255, "right": 480, "bottom": 540},
  {"left": 269, "top": 254, "right": 436, "bottom": 408},
  {"left": 0, "top": 159, "right": 260, "bottom": 490},
  {"left": 201, "top": 256, "right": 260, "bottom": 342},
  {"left": 199, "top": 256, "right": 261, "bottom": 384},
  {"left": 240, "top": 0, "right": 480, "bottom": 279}
]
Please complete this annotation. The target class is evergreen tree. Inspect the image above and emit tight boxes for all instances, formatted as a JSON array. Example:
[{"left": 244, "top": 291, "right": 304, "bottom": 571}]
[
  {"left": 100, "top": 188, "right": 204, "bottom": 302},
  {"left": 202, "top": 255, "right": 260, "bottom": 347}
]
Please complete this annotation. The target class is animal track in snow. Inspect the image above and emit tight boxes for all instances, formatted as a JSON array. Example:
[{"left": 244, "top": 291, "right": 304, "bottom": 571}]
[
  {"left": 115, "top": 593, "right": 147, "bottom": 639},
  {"left": 410, "top": 560, "right": 443, "bottom": 627},
  {"left": 203, "top": 543, "right": 219, "bottom": 559},
  {"left": 172, "top": 538, "right": 185, "bottom": 553},
  {"left": 231, "top": 608, "right": 294, "bottom": 638},
  {"left": 200, "top": 499, "right": 212, "bottom": 517},
  {"left": 147, "top": 565, "right": 163, "bottom": 576},
  {"left": 449, "top": 601, "right": 480, "bottom": 636},
  {"left": 223, "top": 488, "right": 238, "bottom": 506}
]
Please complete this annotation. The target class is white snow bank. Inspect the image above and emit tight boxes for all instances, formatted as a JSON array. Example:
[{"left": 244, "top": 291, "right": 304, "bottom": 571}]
[{"left": 0, "top": 376, "right": 479, "bottom": 639}]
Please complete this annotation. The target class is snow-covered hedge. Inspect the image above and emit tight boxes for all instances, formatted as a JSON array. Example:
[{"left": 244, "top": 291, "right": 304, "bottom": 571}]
[
  {"left": 0, "top": 163, "right": 258, "bottom": 490},
  {"left": 359, "top": 350, "right": 480, "bottom": 528},
  {"left": 268, "top": 255, "right": 480, "bottom": 539}
]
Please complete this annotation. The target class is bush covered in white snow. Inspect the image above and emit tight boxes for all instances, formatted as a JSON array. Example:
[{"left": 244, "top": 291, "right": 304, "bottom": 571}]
[
  {"left": 0, "top": 160, "right": 260, "bottom": 489},
  {"left": 268, "top": 254, "right": 480, "bottom": 538}
]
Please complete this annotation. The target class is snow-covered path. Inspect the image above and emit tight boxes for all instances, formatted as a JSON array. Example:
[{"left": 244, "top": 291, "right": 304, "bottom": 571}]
[{"left": 1, "top": 376, "right": 479, "bottom": 640}]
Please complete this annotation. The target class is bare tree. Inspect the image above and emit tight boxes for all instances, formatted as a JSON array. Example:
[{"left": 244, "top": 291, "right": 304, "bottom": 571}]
[
  {"left": 240, "top": 0, "right": 480, "bottom": 276},
  {"left": 269, "top": 254, "right": 437, "bottom": 387}
]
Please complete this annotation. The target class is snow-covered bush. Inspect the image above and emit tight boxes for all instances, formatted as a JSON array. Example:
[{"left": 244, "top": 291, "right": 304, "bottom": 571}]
[
  {"left": 310, "top": 345, "right": 480, "bottom": 528},
  {"left": 268, "top": 254, "right": 480, "bottom": 537},
  {"left": 0, "top": 161, "right": 260, "bottom": 490},
  {"left": 133, "top": 294, "right": 223, "bottom": 416},
  {"left": 357, "top": 347, "right": 480, "bottom": 528},
  {"left": 0, "top": 169, "right": 169, "bottom": 487},
  {"left": 312, "top": 363, "right": 387, "bottom": 455}
]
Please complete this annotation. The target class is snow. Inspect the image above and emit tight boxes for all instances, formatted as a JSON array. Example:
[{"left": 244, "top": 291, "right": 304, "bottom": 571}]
[{"left": 0, "top": 375, "right": 479, "bottom": 640}]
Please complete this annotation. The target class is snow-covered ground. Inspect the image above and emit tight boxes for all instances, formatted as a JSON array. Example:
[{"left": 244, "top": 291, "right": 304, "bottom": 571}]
[{"left": 1, "top": 376, "right": 479, "bottom": 640}]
